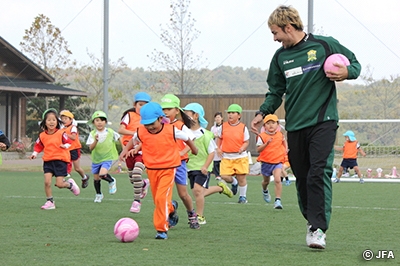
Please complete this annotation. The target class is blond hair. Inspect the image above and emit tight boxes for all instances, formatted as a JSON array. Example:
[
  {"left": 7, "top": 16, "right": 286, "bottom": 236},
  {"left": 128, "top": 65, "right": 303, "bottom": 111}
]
[{"left": 268, "top": 5, "right": 304, "bottom": 32}]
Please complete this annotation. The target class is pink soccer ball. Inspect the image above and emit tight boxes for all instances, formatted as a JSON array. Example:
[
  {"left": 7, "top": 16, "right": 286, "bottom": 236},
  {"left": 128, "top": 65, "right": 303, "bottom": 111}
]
[
  {"left": 323, "top": 53, "right": 350, "bottom": 73},
  {"left": 114, "top": 217, "right": 139, "bottom": 242}
]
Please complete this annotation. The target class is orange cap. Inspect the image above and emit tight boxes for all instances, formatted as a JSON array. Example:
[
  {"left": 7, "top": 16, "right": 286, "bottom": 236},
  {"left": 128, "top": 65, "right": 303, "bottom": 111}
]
[{"left": 60, "top": 110, "right": 74, "bottom": 119}]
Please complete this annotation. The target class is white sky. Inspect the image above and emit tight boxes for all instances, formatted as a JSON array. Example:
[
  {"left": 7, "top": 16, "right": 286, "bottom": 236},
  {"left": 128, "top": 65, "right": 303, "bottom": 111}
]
[{"left": 2, "top": 0, "right": 400, "bottom": 84}]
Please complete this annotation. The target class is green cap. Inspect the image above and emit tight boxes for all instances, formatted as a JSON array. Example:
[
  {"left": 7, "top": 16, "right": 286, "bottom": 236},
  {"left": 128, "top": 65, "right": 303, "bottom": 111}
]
[
  {"left": 42, "top": 108, "right": 58, "bottom": 120},
  {"left": 227, "top": 104, "right": 242, "bottom": 114},
  {"left": 89, "top": 110, "right": 107, "bottom": 123},
  {"left": 160, "top": 94, "right": 182, "bottom": 110}
]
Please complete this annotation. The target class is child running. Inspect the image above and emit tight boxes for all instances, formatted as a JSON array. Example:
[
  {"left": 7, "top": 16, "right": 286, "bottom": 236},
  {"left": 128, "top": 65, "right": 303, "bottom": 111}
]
[
  {"left": 256, "top": 114, "right": 287, "bottom": 209},
  {"left": 216, "top": 104, "right": 250, "bottom": 203},
  {"left": 160, "top": 94, "right": 198, "bottom": 228},
  {"left": 118, "top": 92, "right": 151, "bottom": 213},
  {"left": 60, "top": 110, "right": 90, "bottom": 188},
  {"left": 183, "top": 103, "right": 233, "bottom": 226},
  {"left": 86, "top": 111, "right": 119, "bottom": 203},
  {"left": 210, "top": 112, "right": 223, "bottom": 181},
  {"left": 334, "top": 130, "right": 366, "bottom": 183},
  {"left": 123, "top": 102, "right": 198, "bottom": 239},
  {"left": 30, "top": 108, "right": 80, "bottom": 210}
]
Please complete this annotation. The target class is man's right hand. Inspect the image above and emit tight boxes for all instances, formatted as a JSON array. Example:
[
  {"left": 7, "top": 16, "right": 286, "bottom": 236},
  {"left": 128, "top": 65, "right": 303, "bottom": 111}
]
[{"left": 251, "top": 114, "right": 263, "bottom": 134}]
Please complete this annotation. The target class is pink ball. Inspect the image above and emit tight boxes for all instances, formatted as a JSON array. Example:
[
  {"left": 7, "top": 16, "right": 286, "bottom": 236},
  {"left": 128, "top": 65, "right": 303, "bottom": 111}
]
[
  {"left": 323, "top": 53, "right": 350, "bottom": 73},
  {"left": 114, "top": 217, "right": 139, "bottom": 242}
]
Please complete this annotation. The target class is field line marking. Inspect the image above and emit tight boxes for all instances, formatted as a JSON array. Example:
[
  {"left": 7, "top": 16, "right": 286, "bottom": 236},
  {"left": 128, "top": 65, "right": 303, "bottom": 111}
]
[{"left": 4, "top": 195, "right": 399, "bottom": 211}]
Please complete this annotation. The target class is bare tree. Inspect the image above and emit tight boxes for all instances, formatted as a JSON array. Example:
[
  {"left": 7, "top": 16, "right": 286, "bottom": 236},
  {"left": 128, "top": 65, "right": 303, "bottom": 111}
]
[
  {"left": 68, "top": 51, "right": 129, "bottom": 122},
  {"left": 148, "top": 0, "right": 210, "bottom": 94},
  {"left": 20, "top": 14, "right": 72, "bottom": 82},
  {"left": 360, "top": 66, "right": 400, "bottom": 119}
]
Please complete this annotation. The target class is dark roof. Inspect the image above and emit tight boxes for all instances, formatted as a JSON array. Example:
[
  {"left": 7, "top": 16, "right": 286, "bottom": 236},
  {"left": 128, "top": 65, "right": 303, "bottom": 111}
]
[
  {"left": 0, "top": 77, "right": 87, "bottom": 97},
  {"left": 0, "top": 36, "right": 87, "bottom": 97},
  {"left": 0, "top": 36, "right": 54, "bottom": 82}
]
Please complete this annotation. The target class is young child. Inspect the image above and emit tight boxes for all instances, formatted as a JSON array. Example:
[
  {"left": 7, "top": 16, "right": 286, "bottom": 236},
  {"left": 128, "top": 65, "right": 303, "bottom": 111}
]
[
  {"left": 256, "top": 114, "right": 288, "bottom": 209},
  {"left": 60, "top": 110, "right": 90, "bottom": 188},
  {"left": 183, "top": 103, "right": 233, "bottom": 226},
  {"left": 122, "top": 102, "right": 198, "bottom": 239},
  {"left": 29, "top": 108, "right": 80, "bottom": 210},
  {"left": 86, "top": 111, "right": 120, "bottom": 202},
  {"left": 210, "top": 112, "right": 223, "bottom": 181},
  {"left": 160, "top": 93, "right": 198, "bottom": 228},
  {"left": 0, "top": 129, "right": 11, "bottom": 165},
  {"left": 118, "top": 92, "right": 151, "bottom": 213},
  {"left": 216, "top": 104, "right": 250, "bottom": 204},
  {"left": 334, "top": 130, "right": 366, "bottom": 183}
]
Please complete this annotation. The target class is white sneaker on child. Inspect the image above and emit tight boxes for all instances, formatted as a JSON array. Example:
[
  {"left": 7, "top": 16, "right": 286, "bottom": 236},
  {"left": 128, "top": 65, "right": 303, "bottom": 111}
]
[
  {"left": 109, "top": 178, "right": 117, "bottom": 194},
  {"left": 94, "top": 194, "right": 104, "bottom": 203}
]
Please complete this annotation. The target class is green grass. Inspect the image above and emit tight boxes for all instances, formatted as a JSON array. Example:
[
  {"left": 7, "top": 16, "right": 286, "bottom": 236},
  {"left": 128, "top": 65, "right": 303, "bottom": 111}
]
[{"left": 0, "top": 171, "right": 399, "bottom": 265}]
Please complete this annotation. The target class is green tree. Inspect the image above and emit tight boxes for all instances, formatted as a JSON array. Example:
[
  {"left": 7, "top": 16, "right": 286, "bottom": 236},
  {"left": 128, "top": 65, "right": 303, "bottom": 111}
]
[
  {"left": 20, "top": 14, "right": 72, "bottom": 82},
  {"left": 148, "top": 0, "right": 211, "bottom": 94}
]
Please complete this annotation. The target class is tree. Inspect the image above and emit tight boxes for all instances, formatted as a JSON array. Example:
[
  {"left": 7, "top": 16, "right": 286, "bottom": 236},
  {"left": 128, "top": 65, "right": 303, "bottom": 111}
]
[
  {"left": 20, "top": 14, "right": 72, "bottom": 82},
  {"left": 66, "top": 51, "right": 129, "bottom": 123},
  {"left": 148, "top": 0, "right": 211, "bottom": 94}
]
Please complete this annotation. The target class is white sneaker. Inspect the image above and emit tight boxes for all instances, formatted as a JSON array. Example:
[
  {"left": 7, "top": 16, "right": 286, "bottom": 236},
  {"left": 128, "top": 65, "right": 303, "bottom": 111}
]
[
  {"left": 94, "top": 194, "right": 103, "bottom": 203},
  {"left": 263, "top": 190, "right": 271, "bottom": 203},
  {"left": 274, "top": 199, "right": 283, "bottom": 209},
  {"left": 109, "top": 178, "right": 117, "bottom": 194},
  {"left": 308, "top": 228, "right": 326, "bottom": 249},
  {"left": 306, "top": 223, "right": 313, "bottom": 246}
]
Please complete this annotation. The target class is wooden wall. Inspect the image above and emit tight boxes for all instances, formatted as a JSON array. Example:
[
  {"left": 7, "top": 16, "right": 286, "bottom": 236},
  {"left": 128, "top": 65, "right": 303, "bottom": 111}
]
[{"left": 177, "top": 94, "right": 285, "bottom": 155}]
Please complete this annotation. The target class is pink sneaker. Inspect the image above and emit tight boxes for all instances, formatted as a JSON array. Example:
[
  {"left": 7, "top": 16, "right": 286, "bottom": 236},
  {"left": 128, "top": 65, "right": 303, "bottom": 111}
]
[
  {"left": 140, "top": 179, "right": 150, "bottom": 199},
  {"left": 130, "top": 201, "right": 141, "bottom": 213},
  {"left": 68, "top": 178, "right": 80, "bottom": 196},
  {"left": 41, "top": 201, "right": 55, "bottom": 210}
]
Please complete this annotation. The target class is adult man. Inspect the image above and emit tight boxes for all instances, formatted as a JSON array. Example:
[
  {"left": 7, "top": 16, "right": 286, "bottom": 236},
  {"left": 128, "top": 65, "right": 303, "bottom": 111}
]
[{"left": 251, "top": 5, "right": 361, "bottom": 249}]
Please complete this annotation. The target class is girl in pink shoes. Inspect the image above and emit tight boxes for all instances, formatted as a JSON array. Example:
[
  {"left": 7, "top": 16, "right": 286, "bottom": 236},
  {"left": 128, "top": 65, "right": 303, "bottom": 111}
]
[{"left": 30, "top": 108, "right": 80, "bottom": 210}]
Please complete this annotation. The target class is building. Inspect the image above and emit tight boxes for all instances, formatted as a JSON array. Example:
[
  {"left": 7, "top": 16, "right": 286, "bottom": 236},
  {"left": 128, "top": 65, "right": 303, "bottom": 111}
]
[{"left": 0, "top": 36, "right": 87, "bottom": 143}]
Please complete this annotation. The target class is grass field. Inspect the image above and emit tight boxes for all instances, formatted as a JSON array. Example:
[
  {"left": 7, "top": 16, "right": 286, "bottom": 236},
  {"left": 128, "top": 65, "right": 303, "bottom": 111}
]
[{"left": 0, "top": 170, "right": 399, "bottom": 265}]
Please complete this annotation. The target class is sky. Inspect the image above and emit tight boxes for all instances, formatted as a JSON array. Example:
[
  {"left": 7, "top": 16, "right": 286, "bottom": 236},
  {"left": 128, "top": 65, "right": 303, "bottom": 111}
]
[{"left": 2, "top": 0, "right": 400, "bottom": 84}]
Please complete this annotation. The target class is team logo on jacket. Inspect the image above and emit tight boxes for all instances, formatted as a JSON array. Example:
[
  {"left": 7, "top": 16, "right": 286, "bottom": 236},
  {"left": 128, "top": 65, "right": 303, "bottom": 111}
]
[{"left": 307, "top": 50, "right": 317, "bottom": 62}]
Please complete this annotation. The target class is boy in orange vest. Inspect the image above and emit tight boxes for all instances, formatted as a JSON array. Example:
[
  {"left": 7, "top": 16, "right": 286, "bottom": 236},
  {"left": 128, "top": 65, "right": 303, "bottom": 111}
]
[
  {"left": 60, "top": 110, "right": 89, "bottom": 188},
  {"left": 256, "top": 114, "right": 288, "bottom": 209},
  {"left": 216, "top": 104, "right": 250, "bottom": 203},
  {"left": 334, "top": 130, "right": 366, "bottom": 183},
  {"left": 120, "top": 102, "right": 198, "bottom": 239}
]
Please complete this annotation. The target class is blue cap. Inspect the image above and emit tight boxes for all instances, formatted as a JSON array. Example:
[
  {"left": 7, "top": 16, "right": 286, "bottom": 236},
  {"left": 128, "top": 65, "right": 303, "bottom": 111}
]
[
  {"left": 343, "top": 130, "right": 356, "bottom": 141},
  {"left": 134, "top": 92, "right": 152, "bottom": 103},
  {"left": 183, "top": 103, "right": 208, "bottom": 128},
  {"left": 140, "top": 102, "right": 165, "bottom": 125}
]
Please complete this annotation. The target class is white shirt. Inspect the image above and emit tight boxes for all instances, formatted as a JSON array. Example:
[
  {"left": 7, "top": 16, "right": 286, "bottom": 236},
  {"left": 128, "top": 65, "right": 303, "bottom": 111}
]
[{"left": 86, "top": 128, "right": 120, "bottom": 145}]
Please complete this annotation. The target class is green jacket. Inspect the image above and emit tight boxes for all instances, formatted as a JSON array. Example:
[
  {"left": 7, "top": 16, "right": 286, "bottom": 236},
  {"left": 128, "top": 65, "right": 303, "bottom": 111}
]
[{"left": 260, "top": 33, "right": 361, "bottom": 132}]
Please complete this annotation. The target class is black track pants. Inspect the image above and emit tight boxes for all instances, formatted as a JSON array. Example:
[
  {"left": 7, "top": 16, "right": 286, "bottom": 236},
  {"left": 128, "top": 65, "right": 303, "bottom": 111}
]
[{"left": 287, "top": 121, "right": 337, "bottom": 232}]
